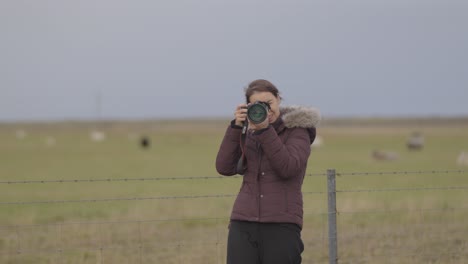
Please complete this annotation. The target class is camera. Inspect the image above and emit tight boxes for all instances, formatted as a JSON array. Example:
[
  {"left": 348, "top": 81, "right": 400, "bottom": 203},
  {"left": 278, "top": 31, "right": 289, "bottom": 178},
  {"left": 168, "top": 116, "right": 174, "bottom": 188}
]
[{"left": 246, "top": 101, "right": 271, "bottom": 124}]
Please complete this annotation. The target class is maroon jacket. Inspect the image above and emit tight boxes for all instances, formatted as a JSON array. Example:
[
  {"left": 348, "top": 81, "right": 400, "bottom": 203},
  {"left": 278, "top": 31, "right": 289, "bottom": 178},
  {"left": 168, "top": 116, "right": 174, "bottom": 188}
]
[{"left": 216, "top": 106, "right": 320, "bottom": 228}]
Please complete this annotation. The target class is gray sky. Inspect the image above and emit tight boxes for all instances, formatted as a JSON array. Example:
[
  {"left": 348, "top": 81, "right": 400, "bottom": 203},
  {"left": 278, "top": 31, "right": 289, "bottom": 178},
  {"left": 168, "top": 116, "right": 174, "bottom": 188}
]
[{"left": 1, "top": 0, "right": 467, "bottom": 121}]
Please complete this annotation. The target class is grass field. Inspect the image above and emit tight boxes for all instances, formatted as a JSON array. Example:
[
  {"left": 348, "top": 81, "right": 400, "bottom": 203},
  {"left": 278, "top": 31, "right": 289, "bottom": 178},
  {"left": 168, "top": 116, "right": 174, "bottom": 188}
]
[{"left": 1, "top": 118, "right": 467, "bottom": 263}]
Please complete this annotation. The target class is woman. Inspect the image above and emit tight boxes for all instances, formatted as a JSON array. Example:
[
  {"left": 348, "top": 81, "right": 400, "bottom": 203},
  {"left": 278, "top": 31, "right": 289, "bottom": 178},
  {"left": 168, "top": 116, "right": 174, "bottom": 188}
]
[{"left": 216, "top": 79, "right": 320, "bottom": 264}]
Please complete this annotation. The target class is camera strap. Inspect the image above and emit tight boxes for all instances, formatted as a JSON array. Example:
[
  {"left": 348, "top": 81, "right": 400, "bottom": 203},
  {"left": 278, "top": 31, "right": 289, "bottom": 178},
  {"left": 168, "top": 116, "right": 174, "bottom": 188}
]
[{"left": 236, "top": 121, "right": 248, "bottom": 175}]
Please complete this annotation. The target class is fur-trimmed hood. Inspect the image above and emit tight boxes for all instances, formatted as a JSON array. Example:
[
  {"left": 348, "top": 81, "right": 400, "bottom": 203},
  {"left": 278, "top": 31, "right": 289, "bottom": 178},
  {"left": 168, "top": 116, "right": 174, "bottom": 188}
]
[{"left": 280, "top": 105, "right": 321, "bottom": 129}]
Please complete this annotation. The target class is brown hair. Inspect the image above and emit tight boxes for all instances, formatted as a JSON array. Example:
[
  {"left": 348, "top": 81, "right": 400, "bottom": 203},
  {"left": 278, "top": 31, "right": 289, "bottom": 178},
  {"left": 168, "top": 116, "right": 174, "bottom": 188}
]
[{"left": 244, "top": 79, "right": 281, "bottom": 103}]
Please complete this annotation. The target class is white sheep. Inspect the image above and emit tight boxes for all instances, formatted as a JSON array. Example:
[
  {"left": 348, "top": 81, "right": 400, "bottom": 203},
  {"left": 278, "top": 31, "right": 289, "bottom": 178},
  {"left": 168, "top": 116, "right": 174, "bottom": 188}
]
[
  {"left": 407, "top": 131, "right": 424, "bottom": 150},
  {"left": 372, "top": 150, "right": 399, "bottom": 161},
  {"left": 457, "top": 151, "right": 468, "bottom": 166},
  {"left": 90, "top": 130, "right": 106, "bottom": 142},
  {"left": 15, "top": 129, "right": 27, "bottom": 139}
]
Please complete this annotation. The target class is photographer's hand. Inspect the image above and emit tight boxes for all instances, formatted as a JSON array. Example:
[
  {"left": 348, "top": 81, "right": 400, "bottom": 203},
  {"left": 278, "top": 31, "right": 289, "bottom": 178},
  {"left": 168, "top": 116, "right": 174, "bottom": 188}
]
[
  {"left": 248, "top": 117, "right": 270, "bottom": 131},
  {"left": 234, "top": 104, "right": 248, "bottom": 127}
]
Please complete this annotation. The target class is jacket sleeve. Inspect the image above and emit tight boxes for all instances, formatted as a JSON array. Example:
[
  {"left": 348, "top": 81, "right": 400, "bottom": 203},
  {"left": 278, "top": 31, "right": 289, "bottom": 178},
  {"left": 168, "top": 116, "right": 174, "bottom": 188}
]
[
  {"left": 252, "top": 126, "right": 311, "bottom": 179},
  {"left": 215, "top": 123, "right": 243, "bottom": 176}
]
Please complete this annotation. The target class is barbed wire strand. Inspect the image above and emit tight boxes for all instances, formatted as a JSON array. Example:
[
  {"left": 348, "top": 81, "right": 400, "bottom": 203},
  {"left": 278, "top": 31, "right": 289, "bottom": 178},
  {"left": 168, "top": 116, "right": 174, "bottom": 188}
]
[
  {"left": 337, "top": 206, "right": 468, "bottom": 215},
  {"left": 1, "top": 170, "right": 465, "bottom": 185},
  {"left": 0, "top": 176, "right": 239, "bottom": 184},
  {"left": 337, "top": 185, "right": 468, "bottom": 193},
  {"left": 0, "top": 217, "right": 228, "bottom": 229},
  {"left": 0, "top": 186, "right": 464, "bottom": 206},
  {"left": 0, "top": 194, "right": 236, "bottom": 206},
  {"left": 0, "top": 191, "right": 327, "bottom": 206},
  {"left": 0, "top": 173, "right": 330, "bottom": 185},
  {"left": 338, "top": 229, "right": 468, "bottom": 242},
  {"left": 336, "top": 169, "right": 467, "bottom": 177}
]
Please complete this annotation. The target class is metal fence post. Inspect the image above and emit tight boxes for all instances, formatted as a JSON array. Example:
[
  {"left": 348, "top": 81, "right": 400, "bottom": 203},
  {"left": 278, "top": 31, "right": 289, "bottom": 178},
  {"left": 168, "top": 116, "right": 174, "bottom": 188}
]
[{"left": 327, "top": 169, "right": 338, "bottom": 264}]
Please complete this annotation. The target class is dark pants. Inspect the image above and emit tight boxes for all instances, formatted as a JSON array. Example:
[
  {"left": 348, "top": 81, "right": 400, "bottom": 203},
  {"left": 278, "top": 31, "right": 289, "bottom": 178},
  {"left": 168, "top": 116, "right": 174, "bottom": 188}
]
[{"left": 227, "top": 220, "right": 304, "bottom": 264}]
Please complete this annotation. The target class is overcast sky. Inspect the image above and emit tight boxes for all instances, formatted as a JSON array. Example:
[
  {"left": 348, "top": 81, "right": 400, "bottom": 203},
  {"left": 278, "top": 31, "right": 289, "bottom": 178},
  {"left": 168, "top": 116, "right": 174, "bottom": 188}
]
[{"left": 1, "top": 0, "right": 467, "bottom": 121}]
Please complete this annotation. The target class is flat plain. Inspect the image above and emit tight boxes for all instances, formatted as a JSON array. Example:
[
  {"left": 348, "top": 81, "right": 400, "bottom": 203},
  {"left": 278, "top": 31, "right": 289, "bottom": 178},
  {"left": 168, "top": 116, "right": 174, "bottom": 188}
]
[{"left": 1, "top": 118, "right": 467, "bottom": 263}]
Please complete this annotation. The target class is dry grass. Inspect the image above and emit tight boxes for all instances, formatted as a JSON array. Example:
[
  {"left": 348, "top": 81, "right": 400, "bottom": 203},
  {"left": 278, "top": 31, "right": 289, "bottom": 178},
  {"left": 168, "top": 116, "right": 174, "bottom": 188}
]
[{"left": 1, "top": 118, "right": 468, "bottom": 263}]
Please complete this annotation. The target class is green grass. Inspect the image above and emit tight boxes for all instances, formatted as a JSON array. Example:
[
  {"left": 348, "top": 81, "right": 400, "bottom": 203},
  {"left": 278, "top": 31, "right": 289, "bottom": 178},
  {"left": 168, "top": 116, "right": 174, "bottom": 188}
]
[{"left": 0, "top": 118, "right": 467, "bottom": 263}]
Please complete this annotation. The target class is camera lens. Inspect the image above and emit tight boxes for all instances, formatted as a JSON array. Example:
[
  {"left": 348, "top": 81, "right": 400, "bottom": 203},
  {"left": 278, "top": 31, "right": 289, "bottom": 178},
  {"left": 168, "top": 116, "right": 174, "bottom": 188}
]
[{"left": 247, "top": 103, "right": 268, "bottom": 124}]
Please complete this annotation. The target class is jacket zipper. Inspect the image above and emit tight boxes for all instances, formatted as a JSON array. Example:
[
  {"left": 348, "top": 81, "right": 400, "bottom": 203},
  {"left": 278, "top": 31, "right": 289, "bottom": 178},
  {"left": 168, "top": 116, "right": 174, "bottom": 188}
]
[{"left": 257, "top": 141, "right": 262, "bottom": 221}]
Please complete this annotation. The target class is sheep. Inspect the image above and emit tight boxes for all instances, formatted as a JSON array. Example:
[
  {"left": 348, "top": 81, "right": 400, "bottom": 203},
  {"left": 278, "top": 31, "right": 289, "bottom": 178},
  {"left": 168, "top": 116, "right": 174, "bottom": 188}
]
[
  {"left": 407, "top": 131, "right": 424, "bottom": 150},
  {"left": 457, "top": 151, "right": 468, "bottom": 166},
  {"left": 15, "top": 129, "right": 27, "bottom": 140},
  {"left": 140, "top": 136, "right": 150, "bottom": 149},
  {"left": 90, "top": 130, "right": 106, "bottom": 142},
  {"left": 372, "top": 150, "right": 399, "bottom": 161}
]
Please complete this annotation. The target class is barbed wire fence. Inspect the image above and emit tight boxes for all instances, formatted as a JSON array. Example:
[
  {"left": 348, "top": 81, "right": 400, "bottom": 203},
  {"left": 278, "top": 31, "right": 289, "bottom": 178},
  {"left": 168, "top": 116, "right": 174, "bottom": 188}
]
[
  {"left": 0, "top": 169, "right": 467, "bottom": 263},
  {"left": 325, "top": 169, "right": 468, "bottom": 264}
]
